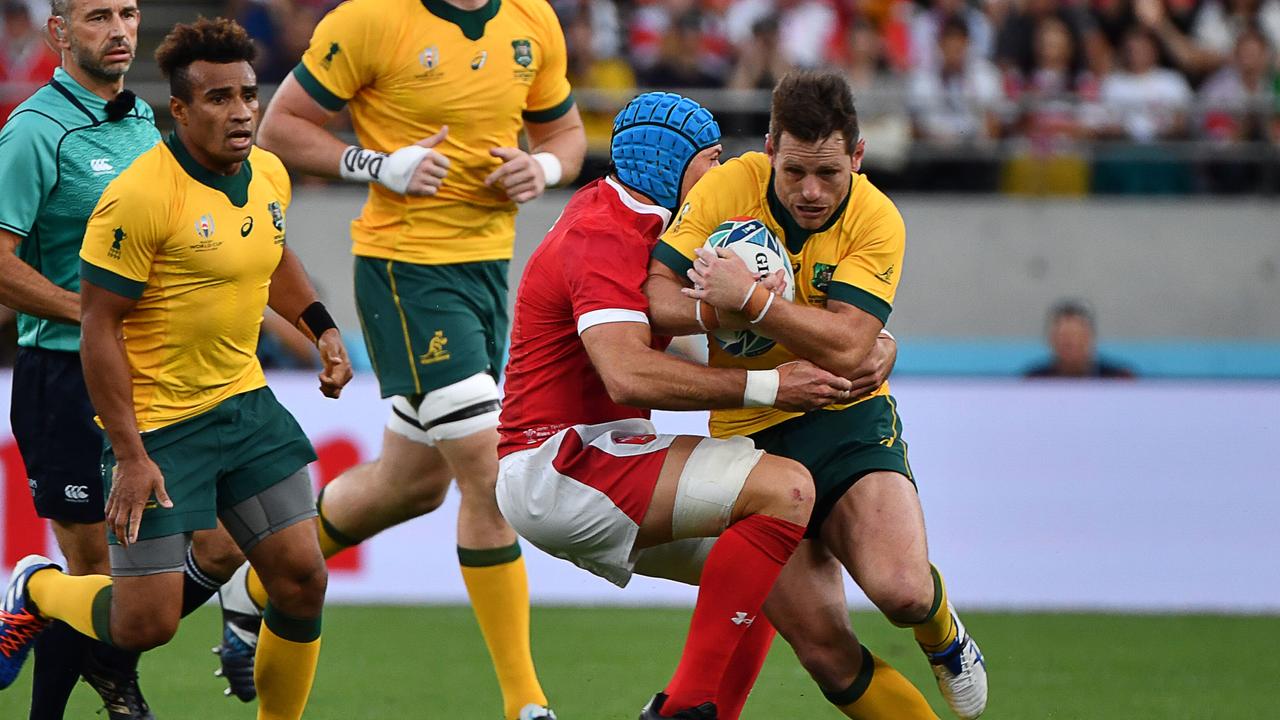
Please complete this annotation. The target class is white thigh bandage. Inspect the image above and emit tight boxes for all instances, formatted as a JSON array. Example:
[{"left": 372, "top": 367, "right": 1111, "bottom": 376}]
[
  {"left": 386, "top": 373, "right": 501, "bottom": 446},
  {"left": 671, "top": 435, "right": 764, "bottom": 540}
]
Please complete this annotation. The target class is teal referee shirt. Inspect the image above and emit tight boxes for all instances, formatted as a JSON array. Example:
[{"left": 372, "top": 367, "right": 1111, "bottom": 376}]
[{"left": 0, "top": 66, "right": 159, "bottom": 351}]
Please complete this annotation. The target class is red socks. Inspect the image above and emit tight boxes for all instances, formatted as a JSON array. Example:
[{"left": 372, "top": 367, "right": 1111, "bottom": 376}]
[
  {"left": 716, "top": 615, "right": 777, "bottom": 720},
  {"left": 663, "top": 514, "right": 805, "bottom": 715}
]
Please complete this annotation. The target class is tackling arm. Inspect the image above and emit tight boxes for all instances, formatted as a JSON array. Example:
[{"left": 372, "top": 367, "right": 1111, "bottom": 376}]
[
  {"left": 581, "top": 321, "right": 851, "bottom": 412},
  {"left": 0, "top": 228, "right": 80, "bottom": 324}
]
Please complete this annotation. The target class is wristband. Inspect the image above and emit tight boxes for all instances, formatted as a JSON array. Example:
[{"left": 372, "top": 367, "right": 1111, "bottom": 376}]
[
  {"left": 748, "top": 292, "right": 775, "bottom": 324},
  {"left": 743, "top": 369, "right": 780, "bottom": 407},
  {"left": 339, "top": 146, "right": 387, "bottom": 184},
  {"left": 341, "top": 144, "right": 432, "bottom": 194},
  {"left": 532, "top": 152, "right": 563, "bottom": 186},
  {"left": 695, "top": 299, "right": 720, "bottom": 332},
  {"left": 299, "top": 301, "right": 338, "bottom": 340}
]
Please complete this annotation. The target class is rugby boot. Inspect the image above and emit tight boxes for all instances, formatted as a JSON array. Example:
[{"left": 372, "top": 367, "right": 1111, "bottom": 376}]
[
  {"left": 926, "top": 607, "right": 988, "bottom": 719},
  {"left": 519, "top": 704, "right": 558, "bottom": 719},
  {"left": 0, "top": 555, "right": 56, "bottom": 689},
  {"left": 212, "top": 563, "right": 259, "bottom": 701},
  {"left": 82, "top": 649, "right": 155, "bottom": 720},
  {"left": 640, "top": 692, "right": 718, "bottom": 719}
]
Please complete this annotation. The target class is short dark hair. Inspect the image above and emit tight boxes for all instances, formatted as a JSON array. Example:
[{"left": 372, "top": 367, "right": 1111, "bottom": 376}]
[
  {"left": 939, "top": 15, "right": 969, "bottom": 41},
  {"left": 155, "top": 17, "right": 256, "bottom": 101},
  {"left": 769, "top": 70, "right": 859, "bottom": 149},
  {"left": 1049, "top": 299, "right": 1095, "bottom": 330}
]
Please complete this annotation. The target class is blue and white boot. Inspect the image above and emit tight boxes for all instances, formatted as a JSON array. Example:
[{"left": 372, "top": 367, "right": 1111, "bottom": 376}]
[
  {"left": 519, "top": 704, "right": 558, "bottom": 720},
  {"left": 925, "top": 607, "right": 987, "bottom": 719},
  {"left": 0, "top": 555, "right": 58, "bottom": 689}
]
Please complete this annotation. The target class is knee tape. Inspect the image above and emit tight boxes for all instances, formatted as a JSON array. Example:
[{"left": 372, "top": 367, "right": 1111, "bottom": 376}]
[
  {"left": 671, "top": 435, "right": 763, "bottom": 540},
  {"left": 386, "top": 373, "right": 501, "bottom": 446}
]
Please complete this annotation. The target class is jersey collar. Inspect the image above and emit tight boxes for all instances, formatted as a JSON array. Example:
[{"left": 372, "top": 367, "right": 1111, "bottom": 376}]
[
  {"left": 165, "top": 132, "right": 253, "bottom": 208},
  {"left": 766, "top": 170, "right": 854, "bottom": 255},
  {"left": 605, "top": 176, "right": 672, "bottom": 228},
  {"left": 420, "top": 0, "right": 501, "bottom": 41},
  {"left": 50, "top": 67, "right": 107, "bottom": 120}
]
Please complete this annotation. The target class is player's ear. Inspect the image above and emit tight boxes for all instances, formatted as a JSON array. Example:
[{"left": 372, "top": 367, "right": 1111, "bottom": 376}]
[
  {"left": 47, "top": 16, "right": 68, "bottom": 49},
  {"left": 851, "top": 137, "right": 866, "bottom": 172},
  {"left": 169, "top": 96, "right": 187, "bottom": 126},
  {"left": 764, "top": 133, "right": 775, "bottom": 158}
]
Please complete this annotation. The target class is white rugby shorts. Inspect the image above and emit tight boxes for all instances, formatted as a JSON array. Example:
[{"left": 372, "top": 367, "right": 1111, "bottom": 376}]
[{"left": 496, "top": 418, "right": 764, "bottom": 588}]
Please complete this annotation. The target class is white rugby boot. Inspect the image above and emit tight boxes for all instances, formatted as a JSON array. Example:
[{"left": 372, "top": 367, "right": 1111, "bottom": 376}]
[
  {"left": 924, "top": 607, "right": 987, "bottom": 719},
  {"left": 519, "top": 703, "right": 558, "bottom": 719}
]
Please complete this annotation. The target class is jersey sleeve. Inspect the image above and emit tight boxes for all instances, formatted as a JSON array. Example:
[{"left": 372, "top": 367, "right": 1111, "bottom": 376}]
[
  {"left": 522, "top": 3, "right": 574, "bottom": 123},
  {"left": 828, "top": 198, "right": 905, "bottom": 325},
  {"left": 292, "top": 0, "right": 383, "bottom": 111},
  {"left": 79, "top": 174, "right": 169, "bottom": 300},
  {"left": 653, "top": 160, "right": 749, "bottom": 276},
  {"left": 562, "top": 225, "right": 651, "bottom": 335},
  {"left": 0, "top": 112, "right": 63, "bottom": 238}
]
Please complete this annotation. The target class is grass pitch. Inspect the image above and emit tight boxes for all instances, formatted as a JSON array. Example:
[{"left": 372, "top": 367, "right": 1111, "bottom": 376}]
[{"left": 1, "top": 606, "right": 1275, "bottom": 719}]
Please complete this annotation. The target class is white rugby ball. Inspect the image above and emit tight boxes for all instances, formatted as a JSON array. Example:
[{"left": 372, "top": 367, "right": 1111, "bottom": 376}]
[{"left": 702, "top": 217, "right": 792, "bottom": 357}]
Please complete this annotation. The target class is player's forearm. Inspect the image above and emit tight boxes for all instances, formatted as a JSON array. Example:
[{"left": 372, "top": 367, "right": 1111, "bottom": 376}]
[
  {"left": 267, "top": 247, "right": 320, "bottom": 326},
  {"left": 526, "top": 107, "right": 586, "bottom": 185},
  {"left": 0, "top": 238, "right": 79, "bottom": 324},
  {"left": 645, "top": 271, "right": 705, "bottom": 337},
  {"left": 258, "top": 104, "right": 349, "bottom": 180},
  {"left": 756, "top": 300, "right": 879, "bottom": 380},
  {"left": 609, "top": 352, "right": 748, "bottom": 411},
  {"left": 80, "top": 312, "right": 145, "bottom": 460}
]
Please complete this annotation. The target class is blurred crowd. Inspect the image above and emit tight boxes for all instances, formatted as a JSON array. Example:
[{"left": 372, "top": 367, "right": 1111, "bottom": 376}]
[{"left": 3, "top": 0, "right": 1279, "bottom": 192}]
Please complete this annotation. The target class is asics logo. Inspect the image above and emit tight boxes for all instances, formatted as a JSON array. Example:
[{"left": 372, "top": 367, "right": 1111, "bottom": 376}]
[
  {"left": 730, "top": 612, "right": 755, "bottom": 627},
  {"left": 90, "top": 158, "right": 114, "bottom": 174},
  {"left": 64, "top": 485, "right": 89, "bottom": 501}
]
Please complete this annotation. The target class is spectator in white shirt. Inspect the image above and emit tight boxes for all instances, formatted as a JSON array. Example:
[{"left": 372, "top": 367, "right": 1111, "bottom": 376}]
[
  {"left": 1199, "top": 27, "right": 1278, "bottom": 142},
  {"left": 1096, "top": 27, "right": 1193, "bottom": 142},
  {"left": 909, "top": 15, "right": 1004, "bottom": 145}
]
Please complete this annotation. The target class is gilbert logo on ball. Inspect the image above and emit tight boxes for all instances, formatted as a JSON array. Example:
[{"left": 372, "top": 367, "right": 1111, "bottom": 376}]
[{"left": 703, "top": 217, "right": 793, "bottom": 357}]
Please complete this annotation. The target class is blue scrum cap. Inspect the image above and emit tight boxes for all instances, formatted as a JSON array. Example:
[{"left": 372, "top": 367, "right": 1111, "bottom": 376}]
[{"left": 610, "top": 92, "right": 720, "bottom": 212}]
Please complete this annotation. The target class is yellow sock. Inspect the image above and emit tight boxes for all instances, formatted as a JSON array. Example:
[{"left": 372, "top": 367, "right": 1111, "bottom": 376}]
[
  {"left": 256, "top": 604, "right": 322, "bottom": 720},
  {"left": 458, "top": 544, "right": 547, "bottom": 720},
  {"left": 246, "top": 497, "right": 357, "bottom": 609},
  {"left": 910, "top": 566, "right": 958, "bottom": 652},
  {"left": 830, "top": 647, "right": 938, "bottom": 719},
  {"left": 26, "top": 569, "right": 113, "bottom": 642}
]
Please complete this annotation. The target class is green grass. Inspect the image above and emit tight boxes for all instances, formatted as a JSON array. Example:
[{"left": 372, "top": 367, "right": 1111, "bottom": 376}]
[{"left": 2, "top": 607, "right": 1277, "bottom": 719}]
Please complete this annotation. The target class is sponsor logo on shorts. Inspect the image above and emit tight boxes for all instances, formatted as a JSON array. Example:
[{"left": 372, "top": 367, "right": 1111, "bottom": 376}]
[
  {"left": 64, "top": 485, "right": 90, "bottom": 502},
  {"left": 731, "top": 612, "right": 755, "bottom": 626},
  {"left": 419, "top": 330, "right": 451, "bottom": 365}
]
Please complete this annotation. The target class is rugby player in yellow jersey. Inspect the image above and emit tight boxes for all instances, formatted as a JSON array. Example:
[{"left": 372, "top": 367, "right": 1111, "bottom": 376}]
[
  {"left": 209, "top": 1, "right": 586, "bottom": 718},
  {"left": 0, "top": 19, "right": 353, "bottom": 720},
  {"left": 648, "top": 71, "right": 989, "bottom": 719}
]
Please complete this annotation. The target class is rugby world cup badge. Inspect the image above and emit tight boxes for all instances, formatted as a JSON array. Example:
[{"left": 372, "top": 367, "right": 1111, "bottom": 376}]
[
  {"left": 195, "top": 214, "right": 215, "bottom": 239},
  {"left": 420, "top": 46, "right": 440, "bottom": 72}
]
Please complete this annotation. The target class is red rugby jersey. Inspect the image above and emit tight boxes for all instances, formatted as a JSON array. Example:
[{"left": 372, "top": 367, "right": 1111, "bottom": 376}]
[{"left": 498, "top": 177, "right": 673, "bottom": 457}]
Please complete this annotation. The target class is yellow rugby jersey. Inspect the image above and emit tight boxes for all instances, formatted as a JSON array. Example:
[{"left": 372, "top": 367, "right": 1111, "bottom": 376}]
[
  {"left": 294, "top": 0, "right": 573, "bottom": 265},
  {"left": 80, "top": 135, "right": 291, "bottom": 431},
  {"left": 655, "top": 151, "right": 906, "bottom": 438}
]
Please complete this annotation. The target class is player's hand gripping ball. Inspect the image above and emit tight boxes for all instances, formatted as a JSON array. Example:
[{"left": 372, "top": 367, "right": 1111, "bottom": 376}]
[{"left": 703, "top": 217, "right": 793, "bottom": 357}]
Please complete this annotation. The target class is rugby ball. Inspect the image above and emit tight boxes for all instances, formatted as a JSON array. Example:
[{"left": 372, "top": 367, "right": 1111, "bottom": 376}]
[{"left": 703, "top": 217, "right": 793, "bottom": 357}]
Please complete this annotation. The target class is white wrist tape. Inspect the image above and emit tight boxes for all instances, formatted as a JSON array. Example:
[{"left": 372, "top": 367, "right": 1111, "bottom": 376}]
[
  {"left": 695, "top": 299, "right": 708, "bottom": 332},
  {"left": 339, "top": 144, "right": 434, "bottom": 195},
  {"left": 743, "top": 369, "right": 780, "bottom": 408},
  {"left": 532, "top": 152, "right": 562, "bottom": 186}
]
